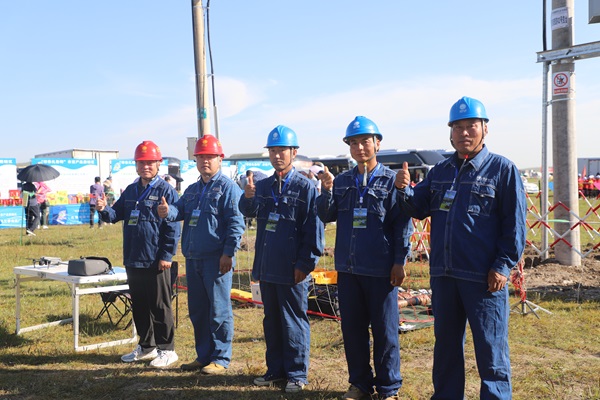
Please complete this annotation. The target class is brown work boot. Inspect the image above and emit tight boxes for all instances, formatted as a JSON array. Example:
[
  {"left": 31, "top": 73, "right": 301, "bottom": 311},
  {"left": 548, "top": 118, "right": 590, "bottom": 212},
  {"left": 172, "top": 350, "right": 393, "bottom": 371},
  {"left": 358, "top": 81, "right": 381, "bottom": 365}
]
[
  {"left": 343, "top": 384, "right": 371, "bottom": 400},
  {"left": 201, "top": 362, "right": 227, "bottom": 375},
  {"left": 180, "top": 359, "right": 207, "bottom": 371}
]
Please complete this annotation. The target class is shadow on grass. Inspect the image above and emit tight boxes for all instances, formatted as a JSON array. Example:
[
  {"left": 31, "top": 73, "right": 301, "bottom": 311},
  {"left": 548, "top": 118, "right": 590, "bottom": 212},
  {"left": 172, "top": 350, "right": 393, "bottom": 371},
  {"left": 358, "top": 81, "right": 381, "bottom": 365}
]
[
  {"left": 0, "top": 314, "right": 134, "bottom": 353},
  {"left": 0, "top": 364, "right": 343, "bottom": 399},
  {"left": 0, "top": 325, "right": 29, "bottom": 348}
]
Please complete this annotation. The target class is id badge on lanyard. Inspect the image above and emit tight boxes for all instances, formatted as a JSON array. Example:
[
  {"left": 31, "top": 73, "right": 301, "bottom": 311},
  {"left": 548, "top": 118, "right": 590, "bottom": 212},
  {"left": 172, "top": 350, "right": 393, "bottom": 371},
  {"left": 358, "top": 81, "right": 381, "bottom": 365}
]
[
  {"left": 440, "top": 190, "right": 456, "bottom": 211},
  {"left": 128, "top": 209, "right": 140, "bottom": 225},
  {"left": 353, "top": 165, "right": 378, "bottom": 229},
  {"left": 130, "top": 179, "right": 156, "bottom": 226},
  {"left": 353, "top": 208, "right": 367, "bottom": 228},
  {"left": 189, "top": 209, "right": 201, "bottom": 226},
  {"left": 266, "top": 212, "right": 280, "bottom": 232}
]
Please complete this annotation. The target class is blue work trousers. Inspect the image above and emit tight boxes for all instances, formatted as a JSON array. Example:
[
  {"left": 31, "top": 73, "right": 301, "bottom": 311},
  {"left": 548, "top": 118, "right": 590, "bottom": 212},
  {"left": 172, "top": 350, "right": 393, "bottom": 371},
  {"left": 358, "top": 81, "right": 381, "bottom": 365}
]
[
  {"left": 186, "top": 257, "right": 234, "bottom": 368},
  {"left": 260, "top": 278, "right": 311, "bottom": 384},
  {"left": 431, "top": 276, "right": 511, "bottom": 400},
  {"left": 337, "top": 272, "right": 402, "bottom": 398}
]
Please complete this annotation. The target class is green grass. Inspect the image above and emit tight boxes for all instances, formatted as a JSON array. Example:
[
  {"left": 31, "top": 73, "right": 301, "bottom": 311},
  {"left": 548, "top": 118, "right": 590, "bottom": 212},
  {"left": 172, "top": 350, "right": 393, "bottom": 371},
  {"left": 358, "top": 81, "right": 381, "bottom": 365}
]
[{"left": 0, "top": 224, "right": 599, "bottom": 399}]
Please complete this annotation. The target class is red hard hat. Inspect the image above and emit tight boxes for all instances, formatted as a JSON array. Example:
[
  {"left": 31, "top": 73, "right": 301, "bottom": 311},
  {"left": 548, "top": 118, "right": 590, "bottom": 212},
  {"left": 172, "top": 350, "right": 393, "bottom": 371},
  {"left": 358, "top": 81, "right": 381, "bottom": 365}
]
[
  {"left": 194, "top": 135, "right": 224, "bottom": 158},
  {"left": 134, "top": 140, "right": 163, "bottom": 161}
]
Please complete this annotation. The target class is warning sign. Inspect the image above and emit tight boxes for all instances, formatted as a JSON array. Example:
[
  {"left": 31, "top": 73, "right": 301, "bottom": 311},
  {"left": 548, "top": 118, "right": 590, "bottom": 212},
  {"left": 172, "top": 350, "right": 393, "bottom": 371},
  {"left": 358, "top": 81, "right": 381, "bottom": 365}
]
[{"left": 552, "top": 72, "right": 570, "bottom": 95}]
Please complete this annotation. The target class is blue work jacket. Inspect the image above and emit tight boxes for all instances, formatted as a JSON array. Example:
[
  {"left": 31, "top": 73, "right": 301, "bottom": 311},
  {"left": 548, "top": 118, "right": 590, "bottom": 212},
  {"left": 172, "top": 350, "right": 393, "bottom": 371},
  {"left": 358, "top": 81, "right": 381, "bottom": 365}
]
[
  {"left": 99, "top": 176, "right": 181, "bottom": 268},
  {"left": 238, "top": 168, "right": 324, "bottom": 285},
  {"left": 316, "top": 163, "right": 412, "bottom": 278},
  {"left": 398, "top": 145, "right": 527, "bottom": 282},
  {"left": 167, "top": 171, "right": 245, "bottom": 259}
]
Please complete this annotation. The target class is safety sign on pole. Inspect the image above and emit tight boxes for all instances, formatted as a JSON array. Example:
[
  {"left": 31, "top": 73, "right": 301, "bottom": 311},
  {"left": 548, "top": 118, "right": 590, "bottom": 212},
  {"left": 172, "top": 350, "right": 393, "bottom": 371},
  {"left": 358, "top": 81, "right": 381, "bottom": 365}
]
[{"left": 552, "top": 72, "right": 570, "bottom": 95}]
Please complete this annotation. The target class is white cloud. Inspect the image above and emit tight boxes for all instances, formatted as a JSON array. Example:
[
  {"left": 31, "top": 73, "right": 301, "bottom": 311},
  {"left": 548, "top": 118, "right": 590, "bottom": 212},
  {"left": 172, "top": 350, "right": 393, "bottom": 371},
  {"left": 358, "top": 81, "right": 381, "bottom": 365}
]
[
  {"left": 82, "top": 73, "right": 597, "bottom": 172},
  {"left": 216, "top": 75, "right": 547, "bottom": 168}
]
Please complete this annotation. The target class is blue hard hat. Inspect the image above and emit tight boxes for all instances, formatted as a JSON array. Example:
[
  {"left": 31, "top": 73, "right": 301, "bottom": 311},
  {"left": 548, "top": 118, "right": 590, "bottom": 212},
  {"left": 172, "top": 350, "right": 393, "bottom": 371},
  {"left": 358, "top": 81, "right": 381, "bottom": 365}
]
[
  {"left": 343, "top": 116, "right": 382, "bottom": 144},
  {"left": 265, "top": 125, "right": 299, "bottom": 148},
  {"left": 448, "top": 96, "right": 489, "bottom": 126}
]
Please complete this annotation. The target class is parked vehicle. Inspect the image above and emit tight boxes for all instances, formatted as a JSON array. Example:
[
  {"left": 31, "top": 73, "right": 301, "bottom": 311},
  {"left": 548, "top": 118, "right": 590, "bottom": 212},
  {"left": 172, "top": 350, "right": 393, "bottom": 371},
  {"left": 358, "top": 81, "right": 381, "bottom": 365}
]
[
  {"left": 310, "top": 155, "right": 356, "bottom": 176},
  {"left": 376, "top": 149, "right": 446, "bottom": 183},
  {"left": 521, "top": 176, "right": 540, "bottom": 194}
]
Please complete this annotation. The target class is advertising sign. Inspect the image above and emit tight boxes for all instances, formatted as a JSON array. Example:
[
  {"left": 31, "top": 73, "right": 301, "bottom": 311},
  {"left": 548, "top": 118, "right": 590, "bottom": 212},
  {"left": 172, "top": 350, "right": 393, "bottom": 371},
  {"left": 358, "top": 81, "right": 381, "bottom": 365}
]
[
  {"left": 32, "top": 158, "right": 98, "bottom": 195},
  {"left": 0, "top": 158, "right": 17, "bottom": 199}
]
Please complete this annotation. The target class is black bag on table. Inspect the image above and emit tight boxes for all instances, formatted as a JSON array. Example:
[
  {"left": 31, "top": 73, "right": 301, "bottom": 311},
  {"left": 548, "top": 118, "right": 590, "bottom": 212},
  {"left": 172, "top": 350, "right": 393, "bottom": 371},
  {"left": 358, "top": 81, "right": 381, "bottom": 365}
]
[{"left": 68, "top": 256, "right": 112, "bottom": 276}]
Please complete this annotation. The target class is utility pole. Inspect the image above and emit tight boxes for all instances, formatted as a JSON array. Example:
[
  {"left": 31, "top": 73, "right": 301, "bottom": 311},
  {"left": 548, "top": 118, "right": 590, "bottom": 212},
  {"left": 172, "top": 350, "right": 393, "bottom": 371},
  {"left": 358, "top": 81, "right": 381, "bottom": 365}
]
[
  {"left": 551, "top": 0, "right": 581, "bottom": 265},
  {"left": 191, "top": 0, "right": 210, "bottom": 139}
]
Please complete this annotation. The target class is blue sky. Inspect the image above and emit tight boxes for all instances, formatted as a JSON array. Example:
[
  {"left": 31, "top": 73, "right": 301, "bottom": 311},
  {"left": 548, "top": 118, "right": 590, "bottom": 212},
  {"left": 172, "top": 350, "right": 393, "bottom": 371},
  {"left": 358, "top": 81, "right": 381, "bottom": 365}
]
[{"left": 1, "top": 1, "right": 599, "bottom": 170}]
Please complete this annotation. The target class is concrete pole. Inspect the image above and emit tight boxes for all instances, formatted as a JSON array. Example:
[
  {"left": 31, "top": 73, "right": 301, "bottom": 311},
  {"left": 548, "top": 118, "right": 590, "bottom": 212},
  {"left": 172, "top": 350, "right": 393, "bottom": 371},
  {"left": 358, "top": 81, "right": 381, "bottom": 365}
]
[
  {"left": 541, "top": 61, "right": 550, "bottom": 260},
  {"left": 551, "top": 0, "right": 581, "bottom": 265},
  {"left": 191, "top": 0, "right": 210, "bottom": 139}
]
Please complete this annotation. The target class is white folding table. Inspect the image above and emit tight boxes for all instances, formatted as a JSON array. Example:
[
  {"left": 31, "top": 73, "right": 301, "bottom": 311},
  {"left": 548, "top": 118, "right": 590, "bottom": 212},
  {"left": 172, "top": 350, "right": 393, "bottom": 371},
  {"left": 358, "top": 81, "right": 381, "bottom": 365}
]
[{"left": 14, "top": 264, "right": 137, "bottom": 352}]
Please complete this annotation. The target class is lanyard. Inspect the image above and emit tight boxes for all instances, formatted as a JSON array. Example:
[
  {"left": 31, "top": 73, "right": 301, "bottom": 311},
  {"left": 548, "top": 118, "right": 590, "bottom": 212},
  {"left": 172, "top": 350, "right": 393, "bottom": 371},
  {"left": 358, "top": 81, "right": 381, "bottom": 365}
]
[
  {"left": 134, "top": 177, "right": 158, "bottom": 209},
  {"left": 354, "top": 163, "right": 381, "bottom": 206},
  {"left": 450, "top": 159, "right": 468, "bottom": 191},
  {"left": 195, "top": 178, "right": 212, "bottom": 210},
  {"left": 270, "top": 169, "right": 294, "bottom": 208}
]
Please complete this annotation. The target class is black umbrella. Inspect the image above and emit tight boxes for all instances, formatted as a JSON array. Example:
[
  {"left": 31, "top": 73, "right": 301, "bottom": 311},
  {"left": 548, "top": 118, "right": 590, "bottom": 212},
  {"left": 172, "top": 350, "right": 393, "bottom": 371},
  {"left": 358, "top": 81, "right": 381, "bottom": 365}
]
[{"left": 17, "top": 164, "right": 60, "bottom": 182}]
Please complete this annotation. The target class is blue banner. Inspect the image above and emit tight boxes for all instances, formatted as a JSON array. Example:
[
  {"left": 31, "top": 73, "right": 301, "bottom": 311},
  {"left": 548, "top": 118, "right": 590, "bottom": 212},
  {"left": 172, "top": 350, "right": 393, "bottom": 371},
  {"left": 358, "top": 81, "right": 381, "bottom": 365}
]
[
  {"left": 0, "top": 206, "right": 23, "bottom": 228},
  {"left": 0, "top": 204, "right": 97, "bottom": 229}
]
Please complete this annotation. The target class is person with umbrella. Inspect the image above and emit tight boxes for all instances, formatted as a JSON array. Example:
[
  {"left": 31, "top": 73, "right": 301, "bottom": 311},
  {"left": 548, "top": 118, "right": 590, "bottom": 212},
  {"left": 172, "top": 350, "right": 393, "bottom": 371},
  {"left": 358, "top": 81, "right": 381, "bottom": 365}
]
[
  {"left": 17, "top": 164, "right": 60, "bottom": 236},
  {"left": 21, "top": 182, "right": 39, "bottom": 236}
]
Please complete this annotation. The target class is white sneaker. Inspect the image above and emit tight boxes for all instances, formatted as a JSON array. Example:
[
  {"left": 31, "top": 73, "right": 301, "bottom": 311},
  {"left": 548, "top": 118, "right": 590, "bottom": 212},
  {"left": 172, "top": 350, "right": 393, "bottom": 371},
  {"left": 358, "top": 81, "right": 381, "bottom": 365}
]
[
  {"left": 121, "top": 345, "right": 158, "bottom": 363},
  {"left": 26, "top": 230, "right": 36, "bottom": 236},
  {"left": 149, "top": 350, "right": 179, "bottom": 368}
]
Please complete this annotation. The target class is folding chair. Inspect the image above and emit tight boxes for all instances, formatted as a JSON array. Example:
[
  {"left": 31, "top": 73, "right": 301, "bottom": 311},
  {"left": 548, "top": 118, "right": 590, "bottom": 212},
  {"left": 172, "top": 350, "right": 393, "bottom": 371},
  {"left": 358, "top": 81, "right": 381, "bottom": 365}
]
[
  {"left": 96, "top": 289, "right": 133, "bottom": 329},
  {"left": 95, "top": 262, "right": 180, "bottom": 329}
]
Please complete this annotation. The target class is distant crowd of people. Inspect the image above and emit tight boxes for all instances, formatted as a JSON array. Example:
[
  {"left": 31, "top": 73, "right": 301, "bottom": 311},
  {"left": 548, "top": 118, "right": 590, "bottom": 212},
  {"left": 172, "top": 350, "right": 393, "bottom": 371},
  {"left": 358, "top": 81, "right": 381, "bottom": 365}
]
[{"left": 578, "top": 173, "right": 600, "bottom": 198}]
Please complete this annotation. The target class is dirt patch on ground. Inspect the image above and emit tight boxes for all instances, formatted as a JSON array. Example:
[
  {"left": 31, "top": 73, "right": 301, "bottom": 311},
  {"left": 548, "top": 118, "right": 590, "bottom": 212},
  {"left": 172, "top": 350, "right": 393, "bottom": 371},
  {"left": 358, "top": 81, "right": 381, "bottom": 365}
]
[{"left": 521, "top": 249, "right": 600, "bottom": 302}]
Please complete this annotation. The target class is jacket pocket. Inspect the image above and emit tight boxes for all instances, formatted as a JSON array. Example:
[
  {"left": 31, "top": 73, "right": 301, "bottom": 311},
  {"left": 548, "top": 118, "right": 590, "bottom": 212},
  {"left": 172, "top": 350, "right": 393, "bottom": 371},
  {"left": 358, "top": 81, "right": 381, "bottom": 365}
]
[
  {"left": 334, "top": 186, "right": 354, "bottom": 212},
  {"left": 468, "top": 183, "right": 496, "bottom": 216},
  {"left": 429, "top": 182, "right": 446, "bottom": 212},
  {"left": 204, "top": 191, "right": 222, "bottom": 216}
]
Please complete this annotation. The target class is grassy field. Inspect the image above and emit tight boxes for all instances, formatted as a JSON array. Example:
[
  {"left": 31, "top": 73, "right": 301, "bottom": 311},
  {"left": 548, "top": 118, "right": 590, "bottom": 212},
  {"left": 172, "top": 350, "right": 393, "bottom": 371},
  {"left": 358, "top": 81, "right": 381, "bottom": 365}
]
[{"left": 0, "top": 224, "right": 599, "bottom": 399}]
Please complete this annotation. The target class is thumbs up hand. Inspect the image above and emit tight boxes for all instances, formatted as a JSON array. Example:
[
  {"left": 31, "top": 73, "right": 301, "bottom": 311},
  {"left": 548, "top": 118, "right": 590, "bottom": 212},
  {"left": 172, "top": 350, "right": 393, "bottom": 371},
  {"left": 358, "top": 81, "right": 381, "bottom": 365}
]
[
  {"left": 157, "top": 196, "right": 169, "bottom": 218},
  {"left": 244, "top": 174, "right": 256, "bottom": 199},
  {"left": 394, "top": 162, "right": 411, "bottom": 190},
  {"left": 96, "top": 193, "right": 106, "bottom": 211},
  {"left": 320, "top": 166, "right": 335, "bottom": 192}
]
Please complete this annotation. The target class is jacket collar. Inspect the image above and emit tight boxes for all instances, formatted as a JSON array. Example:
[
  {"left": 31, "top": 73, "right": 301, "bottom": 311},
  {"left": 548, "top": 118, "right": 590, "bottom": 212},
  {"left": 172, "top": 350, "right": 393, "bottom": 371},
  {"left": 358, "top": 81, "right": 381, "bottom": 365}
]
[{"left": 447, "top": 145, "right": 489, "bottom": 172}]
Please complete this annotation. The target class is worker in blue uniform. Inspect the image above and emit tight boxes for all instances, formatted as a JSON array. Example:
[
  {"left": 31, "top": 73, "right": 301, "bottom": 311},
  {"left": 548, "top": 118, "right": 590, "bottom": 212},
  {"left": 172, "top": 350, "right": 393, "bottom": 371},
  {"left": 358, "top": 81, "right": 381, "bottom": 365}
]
[
  {"left": 317, "top": 116, "right": 412, "bottom": 400},
  {"left": 157, "top": 134, "right": 245, "bottom": 375},
  {"left": 239, "top": 125, "right": 324, "bottom": 394},
  {"left": 97, "top": 140, "right": 181, "bottom": 368},
  {"left": 394, "top": 97, "right": 527, "bottom": 400}
]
